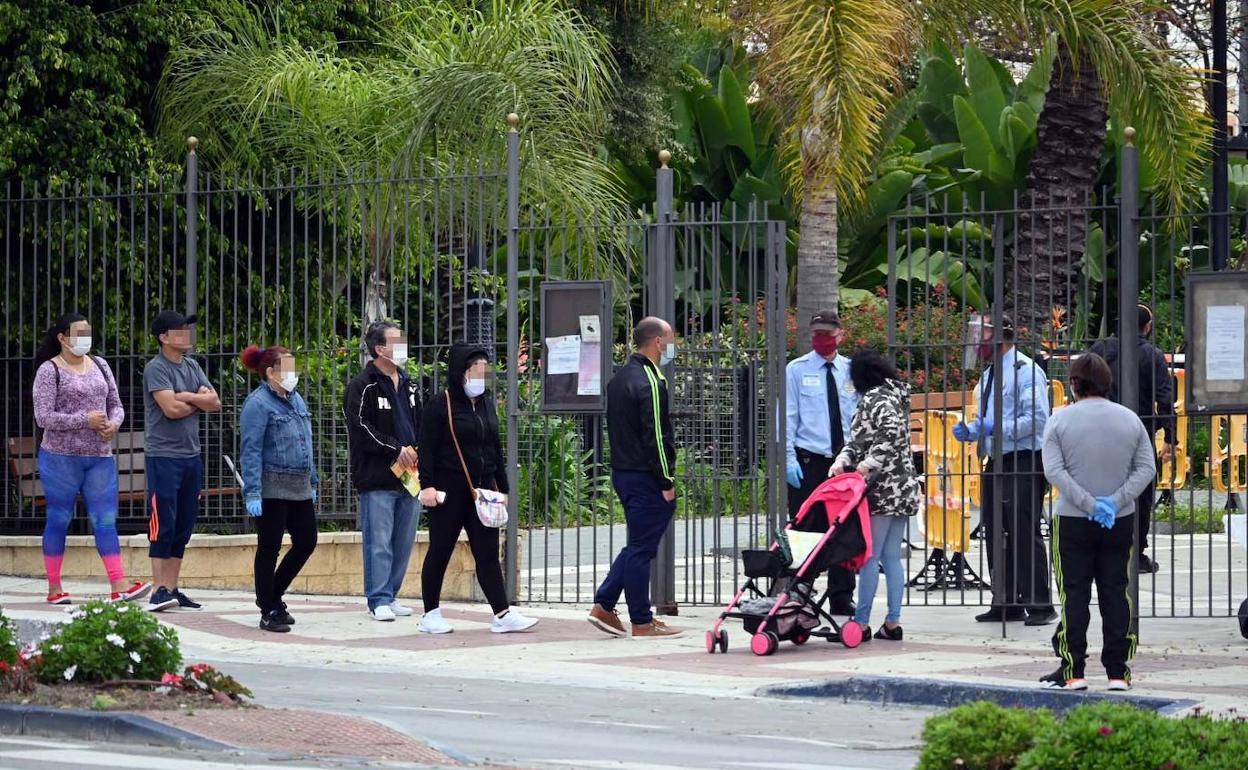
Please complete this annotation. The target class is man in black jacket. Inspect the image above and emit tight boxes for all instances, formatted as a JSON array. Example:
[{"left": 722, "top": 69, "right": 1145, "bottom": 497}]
[
  {"left": 344, "top": 321, "right": 423, "bottom": 621},
  {"left": 1088, "top": 304, "right": 1176, "bottom": 574},
  {"left": 589, "top": 317, "right": 682, "bottom": 638}
]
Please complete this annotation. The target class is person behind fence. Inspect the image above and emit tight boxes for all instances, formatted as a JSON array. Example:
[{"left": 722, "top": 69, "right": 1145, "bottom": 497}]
[
  {"left": 144, "top": 310, "right": 221, "bottom": 613},
  {"left": 32, "top": 313, "right": 151, "bottom": 606},
  {"left": 1039, "top": 352, "right": 1156, "bottom": 691},
  {"left": 784, "top": 310, "right": 859, "bottom": 615},
  {"left": 344, "top": 321, "right": 422, "bottom": 622},
  {"left": 1087, "top": 303, "right": 1175, "bottom": 575},
  {"left": 588, "top": 317, "right": 683, "bottom": 638},
  {"left": 416, "top": 343, "right": 538, "bottom": 634},
  {"left": 830, "top": 351, "right": 921, "bottom": 641},
  {"left": 953, "top": 313, "right": 1057, "bottom": 626},
  {"left": 239, "top": 345, "right": 319, "bottom": 634}
]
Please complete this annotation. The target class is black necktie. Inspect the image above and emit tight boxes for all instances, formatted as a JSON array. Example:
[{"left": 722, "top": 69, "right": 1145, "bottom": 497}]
[
  {"left": 978, "top": 365, "right": 995, "bottom": 459},
  {"left": 826, "top": 361, "right": 845, "bottom": 454}
]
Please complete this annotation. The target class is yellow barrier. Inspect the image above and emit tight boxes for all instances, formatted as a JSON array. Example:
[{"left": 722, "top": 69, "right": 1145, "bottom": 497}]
[
  {"left": 1155, "top": 415, "right": 1190, "bottom": 492},
  {"left": 920, "top": 409, "right": 978, "bottom": 551},
  {"left": 1211, "top": 414, "right": 1248, "bottom": 494}
]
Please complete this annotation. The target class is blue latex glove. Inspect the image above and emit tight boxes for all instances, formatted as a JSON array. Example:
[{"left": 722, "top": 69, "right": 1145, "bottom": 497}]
[
  {"left": 311, "top": 489, "right": 318, "bottom": 505},
  {"left": 786, "top": 460, "right": 804, "bottom": 489},
  {"left": 1093, "top": 496, "right": 1117, "bottom": 529},
  {"left": 952, "top": 421, "right": 972, "bottom": 442},
  {"left": 246, "top": 499, "right": 263, "bottom": 518}
]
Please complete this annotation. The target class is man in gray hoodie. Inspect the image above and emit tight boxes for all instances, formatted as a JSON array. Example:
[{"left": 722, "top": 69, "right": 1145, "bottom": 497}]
[{"left": 1039, "top": 352, "right": 1156, "bottom": 692}]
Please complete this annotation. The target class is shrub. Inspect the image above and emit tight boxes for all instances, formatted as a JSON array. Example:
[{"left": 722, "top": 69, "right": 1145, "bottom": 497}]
[
  {"left": 36, "top": 600, "right": 181, "bottom": 684},
  {"left": 0, "top": 613, "right": 20, "bottom": 666},
  {"left": 1152, "top": 505, "right": 1226, "bottom": 534},
  {"left": 1174, "top": 711, "right": 1248, "bottom": 770},
  {"left": 917, "top": 701, "right": 1054, "bottom": 770},
  {"left": 1016, "top": 702, "right": 1197, "bottom": 770}
]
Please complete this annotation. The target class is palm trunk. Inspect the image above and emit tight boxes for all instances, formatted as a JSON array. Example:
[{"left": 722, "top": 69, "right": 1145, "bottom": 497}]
[
  {"left": 795, "top": 174, "right": 839, "bottom": 354},
  {"left": 1012, "top": 43, "right": 1107, "bottom": 339}
]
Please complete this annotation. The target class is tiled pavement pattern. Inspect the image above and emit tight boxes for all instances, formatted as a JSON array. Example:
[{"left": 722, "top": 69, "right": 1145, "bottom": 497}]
[{"left": 1, "top": 575, "right": 1245, "bottom": 762}]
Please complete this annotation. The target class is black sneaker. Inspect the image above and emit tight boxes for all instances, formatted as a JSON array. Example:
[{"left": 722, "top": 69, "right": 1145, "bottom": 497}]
[
  {"left": 976, "top": 607, "right": 1026, "bottom": 623},
  {"left": 874, "top": 624, "right": 904, "bottom": 641},
  {"left": 259, "top": 610, "right": 291, "bottom": 634},
  {"left": 1139, "top": 555, "right": 1159, "bottom": 574},
  {"left": 1038, "top": 667, "right": 1087, "bottom": 690},
  {"left": 170, "top": 589, "right": 203, "bottom": 611},
  {"left": 145, "top": 586, "right": 179, "bottom": 613},
  {"left": 1025, "top": 608, "right": 1059, "bottom": 627},
  {"left": 276, "top": 602, "right": 295, "bottom": 626}
]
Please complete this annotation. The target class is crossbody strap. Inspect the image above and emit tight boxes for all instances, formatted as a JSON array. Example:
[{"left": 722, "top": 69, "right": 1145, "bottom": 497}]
[{"left": 445, "top": 390, "right": 478, "bottom": 498}]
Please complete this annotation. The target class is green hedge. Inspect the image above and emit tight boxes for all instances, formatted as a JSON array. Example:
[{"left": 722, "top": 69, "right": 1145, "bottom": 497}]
[{"left": 919, "top": 701, "right": 1248, "bottom": 770}]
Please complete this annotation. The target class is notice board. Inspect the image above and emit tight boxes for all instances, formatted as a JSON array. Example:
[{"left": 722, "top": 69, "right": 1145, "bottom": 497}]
[
  {"left": 1187, "top": 272, "right": 1248, "bottom": 413},
  {"left": 541, "top": 281, "right": 612, "bottom": 413}
]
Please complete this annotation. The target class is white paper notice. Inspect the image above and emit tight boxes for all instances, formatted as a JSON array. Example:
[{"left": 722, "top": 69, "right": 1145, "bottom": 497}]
[
  {"left": 1206, "top": 305, "right": 1246, "bottom": 381},
  {"left": 545, "top": 335, "right": 581, "bottom": 375},
  {"left": 579, "top": 315, "right": 602, "bottom": 343},
  {"left": 577, "top": 342, "right": 602, "bottom": 396}
]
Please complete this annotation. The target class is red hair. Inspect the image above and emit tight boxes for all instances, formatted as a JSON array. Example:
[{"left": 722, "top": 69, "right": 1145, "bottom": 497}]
[{"left": 240, "top": 344, "right": 289, "bottom": 375}]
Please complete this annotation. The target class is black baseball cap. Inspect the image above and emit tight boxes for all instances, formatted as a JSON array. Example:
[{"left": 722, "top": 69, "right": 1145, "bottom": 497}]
[
  {"left": 152, "top": 310, "right": 198, "bottom": 338},
  {"left": 811, "top": 310, "right": 841, "bottom": 330}
]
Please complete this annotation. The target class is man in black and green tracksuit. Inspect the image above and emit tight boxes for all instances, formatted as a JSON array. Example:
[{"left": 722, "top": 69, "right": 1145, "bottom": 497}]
[{"left": 588, "top": 317, "right": 681, "bottom": 637}]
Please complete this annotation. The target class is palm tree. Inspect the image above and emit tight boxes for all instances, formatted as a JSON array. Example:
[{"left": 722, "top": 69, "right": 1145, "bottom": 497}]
[{"left": 157, "top": 0, "right": 622, "bottom": 327}]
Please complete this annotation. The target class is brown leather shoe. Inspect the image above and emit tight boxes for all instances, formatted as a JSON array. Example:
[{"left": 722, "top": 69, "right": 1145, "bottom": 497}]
[
  {"left": 588, "top": 604, "right": 627, "bottom": 637},
  {"left": 631, "top": 618, "right": 682, "bottom": 637}
]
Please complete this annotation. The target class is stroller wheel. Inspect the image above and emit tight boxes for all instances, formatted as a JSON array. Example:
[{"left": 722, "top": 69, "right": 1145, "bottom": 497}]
[
  {"left": 750, "top": 631, "right": 779, "bottom": 657},
  {"left": 840, "top": 621, "right": 864, "bottom": 649},
  {"left": 705, "top": 630, "right": 717, "bottom": 654},
  {"left": 792, "top": 631, "right": 810, "bottom": 646},
  {"left": 718, "top": 630, "right": 729, "bottom": 653}
]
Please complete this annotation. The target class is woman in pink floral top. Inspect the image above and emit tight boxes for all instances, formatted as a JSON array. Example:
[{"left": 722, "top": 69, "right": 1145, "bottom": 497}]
[{"left": 32, "top": 313, "right": 150, "bottom": 605}]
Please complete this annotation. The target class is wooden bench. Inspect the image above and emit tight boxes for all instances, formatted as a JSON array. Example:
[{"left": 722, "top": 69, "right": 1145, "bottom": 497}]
[{"left": 7, "top": 432, "right": 238, "bottom": 508}]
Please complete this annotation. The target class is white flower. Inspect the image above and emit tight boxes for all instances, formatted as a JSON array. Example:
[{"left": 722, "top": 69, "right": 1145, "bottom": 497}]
[
  {"left": 63, "top": 664, "right": 77, "bottom": 681},
  {"left": 49, "top": 644, "right": 62, "bottom": 652},
  {"left": 108, "top": 620, "right": 117, "bottom": 628},
  {"left": 105, "top": 634, "right": 125, "bottom": 648},
  {"left": 129, "top": 651, "right": 141, "bottom": 663}
]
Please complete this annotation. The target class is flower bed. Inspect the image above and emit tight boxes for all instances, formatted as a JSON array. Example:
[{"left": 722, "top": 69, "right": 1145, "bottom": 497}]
[{"left": 0, "top": 602, "right": 250, "bottom": 710}]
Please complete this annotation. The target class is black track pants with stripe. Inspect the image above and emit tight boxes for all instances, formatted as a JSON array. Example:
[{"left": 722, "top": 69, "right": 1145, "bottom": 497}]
[{"left": 1051, "top": 513, "right": 1137, "bottom": 680}]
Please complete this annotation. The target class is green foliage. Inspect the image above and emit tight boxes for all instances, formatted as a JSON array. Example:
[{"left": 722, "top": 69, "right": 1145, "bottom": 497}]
[
  {"left": 917, "top": 701, "right": 1054, "bottom": 770},
  {"left": 0, "top": 613, "right": 19, "bottom": 666},
  {"left": 1152, "top": 504, "right": 1226, "bottom": 535},
  {"left": 182, "top": 662, "right": 253, "bottom": 700},
  {"left": 37, "top": 600, "right": 182, "bottom": 684},
  {"left": 1016, "top": 702, "right": 1197, "bottom": 770}
]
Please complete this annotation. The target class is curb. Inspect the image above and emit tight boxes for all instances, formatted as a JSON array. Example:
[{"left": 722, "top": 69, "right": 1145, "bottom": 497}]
[
  {"left": 0, "top": 704, "right": 234, "bottom": 750},
  {"left": 758, "top": 676, "right": 1199, "bottom": 715}
]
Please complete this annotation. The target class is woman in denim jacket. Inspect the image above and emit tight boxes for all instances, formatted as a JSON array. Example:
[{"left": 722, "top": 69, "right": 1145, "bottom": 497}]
[{"left": 239, "top": 344, "right": 319, "bottom": 633}]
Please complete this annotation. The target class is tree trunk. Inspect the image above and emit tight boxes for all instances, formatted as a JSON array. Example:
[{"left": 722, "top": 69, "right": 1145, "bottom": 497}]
[
  {"left": 795, "top": 174, "right": 839, "bottom": 355},
  {"left": 1012, "top": 42, "right": 1107, "bottom": 339}
]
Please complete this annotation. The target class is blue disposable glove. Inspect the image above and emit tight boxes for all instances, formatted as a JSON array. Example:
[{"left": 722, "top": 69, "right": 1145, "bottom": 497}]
[
  {"left": 1093, "top": 496, "right": 1117, "bottom": 529},
  {"left": 786, "top": 460, "right": 804, "bottom": 489},
  {"left": 246, "top": 499, "right": 263, "bottom": 518},
  {"left": 952, "top": 422, "right": 973, "bottom": 442},
  {"left": 311, "top": 489, "right": 318, "bottom": 505}
]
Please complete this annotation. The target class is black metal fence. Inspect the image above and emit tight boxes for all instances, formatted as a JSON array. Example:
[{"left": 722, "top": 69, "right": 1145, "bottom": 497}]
[{"left": 890, "top": 138, "right": 1248, "bottom": 619}]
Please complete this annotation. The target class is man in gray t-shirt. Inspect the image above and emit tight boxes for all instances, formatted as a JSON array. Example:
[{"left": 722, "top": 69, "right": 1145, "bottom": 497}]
[{"left": 142, "top": 310, "right": 221, "bottom": 613}]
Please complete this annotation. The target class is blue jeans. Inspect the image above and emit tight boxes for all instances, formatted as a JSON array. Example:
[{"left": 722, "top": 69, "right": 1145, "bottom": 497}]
[
  {"left": 594, "top": 471, "right": 676, "bottom": 625},
  {"left": 855, "top": 515, "right": 908, "bottom": 626},
  {"left": 359, "top": 490, "right": 422, "bottom": 610}
]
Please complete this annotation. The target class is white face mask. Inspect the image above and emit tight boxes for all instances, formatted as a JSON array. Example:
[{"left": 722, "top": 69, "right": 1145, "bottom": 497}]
[
  {"left": 464, "top": 377, "right": 486, "bottom": 398},
  {"left": 279, "top": 372, "right": 299, "bottom": 392},
  {"left": 69, "top": 337, "right": 92, "bottom": 357},
  {"left": 388, "top": 343, "right": 409, "bottom": 367},
  {"left": 659, "top": 342, "right": 676, "bottom": 366}
]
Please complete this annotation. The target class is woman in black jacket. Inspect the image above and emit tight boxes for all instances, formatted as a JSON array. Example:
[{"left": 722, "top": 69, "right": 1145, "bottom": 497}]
[{"left": 416, "top": 343, "right": 538, "bottom": 634}]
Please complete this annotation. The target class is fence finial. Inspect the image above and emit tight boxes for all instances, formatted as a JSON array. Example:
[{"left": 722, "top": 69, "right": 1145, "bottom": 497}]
[
  {"left": 1124, "top": 126, "right": 1136, "bottom": 146},
  {"left": 186, "top": 136, "right": 199, "bottom": 154},
  {"left": 506, "top": 113, "right": 520, "bottom": 131},
  {"left": 659, "top": 149, "right": 671, "bottom": 168}
]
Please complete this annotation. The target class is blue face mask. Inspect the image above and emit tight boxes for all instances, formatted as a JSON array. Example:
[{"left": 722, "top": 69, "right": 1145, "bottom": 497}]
[{"left": 659, "top": 342, "right": 676, "bottom": 366}]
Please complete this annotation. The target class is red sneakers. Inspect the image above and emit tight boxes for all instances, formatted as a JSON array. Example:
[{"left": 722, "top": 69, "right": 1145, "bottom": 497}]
[
  {"left": 46, "top": 592, "right": 71, "bottom": 606},
  {"left": 110, "top": 581, "right": 153, "bottom": 603}
]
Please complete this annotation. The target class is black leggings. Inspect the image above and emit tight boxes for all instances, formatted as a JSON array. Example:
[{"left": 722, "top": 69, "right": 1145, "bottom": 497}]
[
  {"left": 254, "top": 498, "right": 318, "bottom": 613},
  {"left": 421, "top": 484, "right": 509, "bottom": 614}
]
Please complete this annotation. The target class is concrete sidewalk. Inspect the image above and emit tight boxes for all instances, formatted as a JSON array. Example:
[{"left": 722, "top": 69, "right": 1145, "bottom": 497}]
[{"left": 1, "top": 575, "right": 1244, "bottom": 765}]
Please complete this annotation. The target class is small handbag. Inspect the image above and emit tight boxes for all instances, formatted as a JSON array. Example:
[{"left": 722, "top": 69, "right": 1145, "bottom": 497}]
[{"left": 445, "top": 391, "right": 509, "bottom": 528}]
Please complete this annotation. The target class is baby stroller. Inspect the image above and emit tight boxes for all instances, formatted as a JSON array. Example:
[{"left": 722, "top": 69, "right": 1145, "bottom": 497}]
[{"left": 706, "top": 473, "right": 873, "bottom": 656}]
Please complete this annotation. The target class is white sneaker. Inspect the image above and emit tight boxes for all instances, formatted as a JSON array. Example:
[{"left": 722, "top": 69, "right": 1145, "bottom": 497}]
[
  {"left": 417, "top": 608, "right": 453, "bottom": 634},
  {"left": 491, "top": 609, "right": 539, "bottom": 634},
  {"left": 369, "top": 604, "right": 396, "bottom": 622},
  {"left": 1108, "top": 678, "right": 1132, "bottom": 691},
  {"left": 388, "top": 601, "right": 414, "bottom": 617}
]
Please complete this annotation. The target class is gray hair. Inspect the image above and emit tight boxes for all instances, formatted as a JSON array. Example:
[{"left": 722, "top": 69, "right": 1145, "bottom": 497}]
[{"left": 363, "top": 320, "right": 400, "bottom": 359}]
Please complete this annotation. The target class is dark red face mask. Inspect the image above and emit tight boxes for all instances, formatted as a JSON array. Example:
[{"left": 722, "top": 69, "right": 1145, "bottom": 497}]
[{"left": 811, "top": 331, "right": 839, "bottom": 357}]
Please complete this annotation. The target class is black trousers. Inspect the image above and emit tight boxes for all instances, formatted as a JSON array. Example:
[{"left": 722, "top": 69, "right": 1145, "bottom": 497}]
[
  {"left": 254, "top": 498, "right": 318, "bottom": 613},
  {"left": 787, "top": 449, "right": 856, "bottom": 606},
  {"left": 1136, "top": 479, "right": 1155, "bottom": 554},
  {"left": 982, "top": 450, "right": 1053, "bottom": 612},
  {"left": 421, "top": 482, "right": 509, "bottom": 615},
  {"left": 1051, "top": 514, "right": 1136, "bottom": 680}
]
